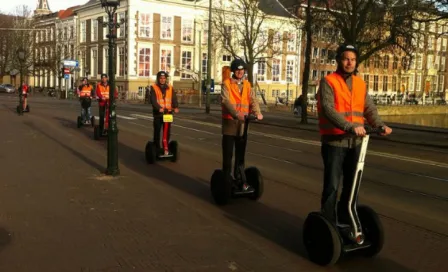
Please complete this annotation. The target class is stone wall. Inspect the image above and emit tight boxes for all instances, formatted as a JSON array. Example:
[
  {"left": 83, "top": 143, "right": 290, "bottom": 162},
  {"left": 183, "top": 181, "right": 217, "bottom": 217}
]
[{"left": 377, "top": 105, "right": 448, "bottom": 116}]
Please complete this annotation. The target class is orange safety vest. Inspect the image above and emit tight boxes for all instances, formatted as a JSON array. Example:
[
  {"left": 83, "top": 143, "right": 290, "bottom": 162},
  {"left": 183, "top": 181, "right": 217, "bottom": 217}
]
[
  {"left": 317, "top": 72, "right": 366, "bottom": 135},
  {"left": 79, "top": 85, "right": 92, "bottom": 97},
  {"left": 152, "top": 84, "right": 173, "bottom": 110},
  {"left": 222, "top": 78, "right": 250, "bottom": 120},
  {"left": 97, "top": 83, "right": 110, "bottom": 99}
]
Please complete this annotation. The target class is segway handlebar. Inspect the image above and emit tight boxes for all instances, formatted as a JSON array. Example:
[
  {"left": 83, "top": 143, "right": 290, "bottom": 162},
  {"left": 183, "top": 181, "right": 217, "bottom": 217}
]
[
  {"left": 163, "top": 109, "right": 176, "bottom": 114},
  {"left": 245, "top": 114, "right": 258, "bottom": 121},
  {"left": 364, "top": 125, "right": 385, "bottom": 135}
]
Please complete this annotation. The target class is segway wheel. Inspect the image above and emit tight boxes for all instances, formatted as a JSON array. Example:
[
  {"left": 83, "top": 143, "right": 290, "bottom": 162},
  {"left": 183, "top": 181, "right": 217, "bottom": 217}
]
[
  {"left": 26, "top": 105, "right": 30, "bottom": 112},
  {"left": 303, "top": 212, "right": 342, "bottom": 266},
  {"left": 169, "top": 141, "right": 178, "bottom": 162},
  {"left": 357, "top": 205, "right": 384, "bottom": 258},
  {"left": 145, "top": 141, "right": 157, "bottom": 164},
  {"left": 77, "top": 116, "right": 82, "bottom": 128},
  {"left": 93, "top": 125, "right": 101, "bottom": 140},
  {"left": 16, "top": 105, "right": 20, "bottom": 114},
  {"left": 245, "top": 166, "right": 264, "bottom": 201},
  {"left": 210, "top": 169, "right": 231, "bottom": 206},
  {"left": 90, "top": 116, "right": 95, "bottom": 127}
]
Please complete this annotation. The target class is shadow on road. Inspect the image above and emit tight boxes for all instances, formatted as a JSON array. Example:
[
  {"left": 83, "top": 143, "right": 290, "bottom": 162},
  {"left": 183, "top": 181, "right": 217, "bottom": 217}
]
[
  {"left": 0, "top": 228, "right": 11, "bottom": 253},
  {"left": 23, "top": 119, "right": 106, "bottom": 174},
  {"left": 32, "top": 113, "right": 415, "bottom": 272},
  {"left": 116, "top": 141, "right": 414, "bottom": 272}
]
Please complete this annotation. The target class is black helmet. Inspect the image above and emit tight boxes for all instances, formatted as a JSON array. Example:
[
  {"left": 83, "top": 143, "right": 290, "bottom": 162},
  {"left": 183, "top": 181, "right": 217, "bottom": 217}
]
[
  {"left": 101, "top": 73, "right": 108, "bottom": 79},
  {"left": 81, "top": 77, "right": 88, "bottom": 82},
  {"left": 230, "top": 58, "right": 247, "bottom": 72},
  {"left": 335, "top": 44, "right": 359, "bottom": 61},
  {"left": 156, "top": 71, "right": 169, "bottom": 79}
]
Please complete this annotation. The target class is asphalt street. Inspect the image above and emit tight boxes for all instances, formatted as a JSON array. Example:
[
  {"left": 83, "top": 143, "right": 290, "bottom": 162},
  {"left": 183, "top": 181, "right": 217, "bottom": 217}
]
[{"left": 0, "top": 94, "right": 447, "bottom": 271}]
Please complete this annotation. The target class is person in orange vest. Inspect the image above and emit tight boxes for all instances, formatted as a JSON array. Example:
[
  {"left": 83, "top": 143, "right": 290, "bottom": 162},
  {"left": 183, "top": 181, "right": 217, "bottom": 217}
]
[
  {"left": 316, "top": 44, "right": 392, "bottom": 225},
  {"left": 221, "top": 58, "right": 263, "bottom": 192},
  {"left": 21, "top": 82, "right": 29, "bottom": 111},
  {"left": 96, "top": 74, "right": 118, "bottom": 132},
  {"left": 77, "top": 77, "right": 93, "bottom": 123},
  {"left": 149, "top": 71, "right": 179, "bottom": 155}
]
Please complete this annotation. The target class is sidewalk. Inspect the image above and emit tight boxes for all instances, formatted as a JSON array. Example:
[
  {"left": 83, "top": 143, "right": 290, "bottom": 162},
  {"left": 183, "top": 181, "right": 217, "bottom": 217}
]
[{"left": 0, "top": 110, "right": 307, "bottom": 271}]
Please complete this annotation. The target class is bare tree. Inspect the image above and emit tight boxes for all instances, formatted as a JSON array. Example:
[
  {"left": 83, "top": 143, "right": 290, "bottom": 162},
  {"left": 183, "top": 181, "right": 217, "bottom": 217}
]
[
  {"left": 294, "top": 1, "right": 339, "bottom": 124},
  {"left": 9, "top": 5, "right": 35, "bottom": 84},
  {"left": 212, "top": 0, "right": 288, "bottom": 85},
  {"left": 319, "top": 0, "right": 431, "bottom": 63},
  {"left": 0, "top": 14, "right": 14, "bottom": 84}
]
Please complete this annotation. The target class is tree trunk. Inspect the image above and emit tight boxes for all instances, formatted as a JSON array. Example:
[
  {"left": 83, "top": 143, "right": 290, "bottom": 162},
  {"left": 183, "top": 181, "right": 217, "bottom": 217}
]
[
  {"left": 247, "top": 62, "right": 254, "bottom": 87},
  {"left": 300, "top": 0, "right": 313, "bottom": 124}
]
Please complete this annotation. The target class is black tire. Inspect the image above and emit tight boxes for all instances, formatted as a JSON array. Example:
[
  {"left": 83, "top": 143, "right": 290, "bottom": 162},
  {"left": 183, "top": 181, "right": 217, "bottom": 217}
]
[
  {"left": 303, "top": 212, "right": 342, "bottom": 266},
  {"left": 26, "top": 105, "right": 29, "bottom": 112},
  {"left": 93, "top": 125, "right": 101, "bottom": 140},
  {"left": 357, "top": 205, "right": 384, "bottom": 258},
  {"left": 245, "top": 166, "right": 264, "bottom": 201},
  {"left": 145, "top": 141, "right": 157, "bottom": 164},
  {"left": 91, "top": 116, "right": 95, "bottom": 127},
  {"left": 210, "top": 169, "right": 231, "bottom": 205},
  {"left": 169, "top": 141, "right": 178, "bottom": 162},
  {"left": 16, "top": 105, "right": 20, "bottom": 114},
  {"left": 77, "top": 116, "right": 82, "bottom": 128}
]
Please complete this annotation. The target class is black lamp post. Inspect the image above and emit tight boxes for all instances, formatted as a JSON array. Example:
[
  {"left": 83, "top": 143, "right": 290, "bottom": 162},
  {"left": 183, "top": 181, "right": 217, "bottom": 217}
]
[
  {"left": 101, "top": 0, "right": 121, "bottom": 176},
  {"left": 17, "top": 48, "right": 26, "bottom": 115}
]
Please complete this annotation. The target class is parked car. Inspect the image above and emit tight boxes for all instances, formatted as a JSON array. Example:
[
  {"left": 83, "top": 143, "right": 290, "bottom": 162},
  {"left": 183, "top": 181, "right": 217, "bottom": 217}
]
[{"left": 0, "top": 84, "right": 16, "bottom": 93}]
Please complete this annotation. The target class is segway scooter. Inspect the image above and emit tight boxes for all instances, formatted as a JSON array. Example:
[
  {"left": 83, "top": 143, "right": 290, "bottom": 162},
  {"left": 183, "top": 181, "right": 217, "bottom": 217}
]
[
  {"left": 93, "top": 99, "right": 109, "bottom": 140},
  {"left": 16, "top": 93, "right": 30, "bottom": 115},
  {"left": 210, "top": 114, "right": 263, "bottom": 206},
  {"left": 77, "top": 97, "right": 95, "bottom": 128},
  {"left": 303, "top": 126, "right": 386, "bottom": 266},
  {"left": 145, "top": 109, "right": 178, "bottom": 164}
]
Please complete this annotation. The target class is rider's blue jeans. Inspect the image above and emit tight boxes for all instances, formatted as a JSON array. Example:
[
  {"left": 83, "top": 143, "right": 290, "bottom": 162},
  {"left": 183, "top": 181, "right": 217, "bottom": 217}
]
[
  {"left": 81, "top": 107, "right": 92, "bottom": 121},
  {"left": 320, "top": 143, "right": 361, "bottom": 224}
]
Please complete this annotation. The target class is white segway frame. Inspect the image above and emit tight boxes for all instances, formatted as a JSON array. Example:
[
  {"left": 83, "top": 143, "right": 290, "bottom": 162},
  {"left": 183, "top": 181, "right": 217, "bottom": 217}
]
[{"left": 346, "top": 126, "right": 384, "bottom": 245}]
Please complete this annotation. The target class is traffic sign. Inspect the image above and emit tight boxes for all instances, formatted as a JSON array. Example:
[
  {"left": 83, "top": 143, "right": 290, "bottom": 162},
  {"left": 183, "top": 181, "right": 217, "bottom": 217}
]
[
  {"left": 64, "top": 68, "right": 70, "bottom": 74},
  {"left": 64, "top": 74, "right": 70, "bottom": 79},
  {"left": 63, "top": 60, "right": 78, "bottom": 67}
]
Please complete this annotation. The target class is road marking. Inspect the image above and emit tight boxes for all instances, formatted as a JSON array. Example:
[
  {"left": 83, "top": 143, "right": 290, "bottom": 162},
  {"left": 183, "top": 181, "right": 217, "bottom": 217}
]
[
  {"left": 126, "top": 113, "right": 448, "bottom": 169},
  {"left": 247, "top": 152, "right": 294, "bottom": 164},
  {"left": 117, "top": 115, "right": 137, "bottom": 120},
  {"left": 130, "top": 113, "right": 153, "bottom": 120},
  {"left": 408, "top": 172, "right": 448, "bottom": 182},
  {"left": 129, "top": 122, "right": 149, "bottom": 128}
]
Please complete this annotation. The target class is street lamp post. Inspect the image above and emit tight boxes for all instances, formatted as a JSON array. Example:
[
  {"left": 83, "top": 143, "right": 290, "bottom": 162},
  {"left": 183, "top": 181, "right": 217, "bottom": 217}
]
[
  {"left": 101, "top": 0, "right": 121, "bottom": 176},
  {"left": 17, "top": 48, "right": 26, "bottom": 115},
  {"left": 205, "top": 0, "right": 212, "bottom": 114}
]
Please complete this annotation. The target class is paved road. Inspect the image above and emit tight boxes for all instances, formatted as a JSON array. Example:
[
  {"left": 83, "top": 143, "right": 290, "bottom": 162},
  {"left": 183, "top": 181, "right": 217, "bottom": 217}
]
[{"left": 1, "top": 94, "right": 447, "bottom": 271}]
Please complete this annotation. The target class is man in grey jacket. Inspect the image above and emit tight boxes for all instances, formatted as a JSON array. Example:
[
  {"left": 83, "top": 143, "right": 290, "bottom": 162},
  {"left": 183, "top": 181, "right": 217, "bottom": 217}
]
[
  {"left": 221, "top": 58, "right": 263, "bottom": 192},
  {"left": 317, "top": 44, "right": 392, "bottom": 225}
]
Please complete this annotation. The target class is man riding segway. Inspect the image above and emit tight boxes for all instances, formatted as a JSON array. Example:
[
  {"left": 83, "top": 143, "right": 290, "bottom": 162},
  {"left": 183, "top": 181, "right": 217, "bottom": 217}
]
[
  {"left": 17, "top": 82, "right": 30, "bottom": 114},
  {"left": 209, "top": 58, "right": 264, "bottom": 205},
  {"left": 95, "top": 73, "right": 117, "bottom": 136},
  {"left": 77, "top": 77, "right": 94, "bottom": 127},
  {"left": 302, "top": 44, "right": 393, "bottom": 266},
  {"left": 146, "top": 71, "right": 179, "bottom": 161}
]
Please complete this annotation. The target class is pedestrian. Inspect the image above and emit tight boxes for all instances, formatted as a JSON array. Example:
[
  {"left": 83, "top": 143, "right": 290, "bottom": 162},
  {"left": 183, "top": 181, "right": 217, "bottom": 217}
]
[{"left": 316, "top": 44, "right": 392, "bottom": 225}]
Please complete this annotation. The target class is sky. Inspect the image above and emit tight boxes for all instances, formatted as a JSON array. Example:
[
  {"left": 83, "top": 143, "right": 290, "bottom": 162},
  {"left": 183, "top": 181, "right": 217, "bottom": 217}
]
[{"left": 0, "top": 0, "right": 89, "bottom": 14}]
